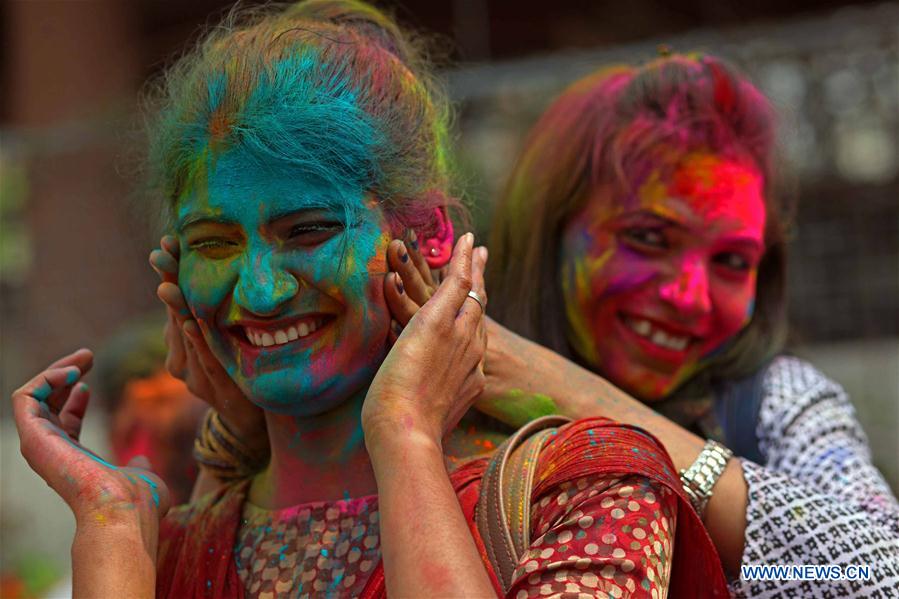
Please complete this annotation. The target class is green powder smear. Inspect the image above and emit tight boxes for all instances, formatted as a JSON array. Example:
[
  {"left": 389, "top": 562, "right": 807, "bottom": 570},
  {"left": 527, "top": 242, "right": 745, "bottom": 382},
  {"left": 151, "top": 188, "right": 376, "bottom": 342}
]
[{"left": 476, "top": 388, "right": 559, "bottom": 428}]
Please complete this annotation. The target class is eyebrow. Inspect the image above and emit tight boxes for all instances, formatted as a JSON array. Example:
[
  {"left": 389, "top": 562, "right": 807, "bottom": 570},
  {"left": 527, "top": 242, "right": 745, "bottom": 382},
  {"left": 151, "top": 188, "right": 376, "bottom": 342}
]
[
  {"left": 616, "top": 209, "right": 687, "bottom": 228},
  {"left": 176, "top": 213, "right": 238, "bottom": 233},
  {"left": 176, "top": 205, "right": 346, "bottom": 234},
  {"left": 268, "top": 205, "right": 343, "bottom": 223},
  {"left": 619, "top": 210, "right": 764, "bottom": 248},
  {"left": 717, "top": 235, "right": 764, "bottom": 251}
]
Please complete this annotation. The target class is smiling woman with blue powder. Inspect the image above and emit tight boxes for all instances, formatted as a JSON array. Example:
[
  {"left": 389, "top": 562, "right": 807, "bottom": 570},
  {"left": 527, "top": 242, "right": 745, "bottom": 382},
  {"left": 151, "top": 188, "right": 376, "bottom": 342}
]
[{"left": 9, "top": 1, "right": 730, "bottom": 597}]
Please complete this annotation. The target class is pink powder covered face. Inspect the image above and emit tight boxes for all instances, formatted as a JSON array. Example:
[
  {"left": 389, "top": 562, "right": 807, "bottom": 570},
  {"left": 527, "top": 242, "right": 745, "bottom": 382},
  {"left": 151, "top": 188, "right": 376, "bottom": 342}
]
[{"left": 559, "top": 152, "right": 766, "bottom": 400}]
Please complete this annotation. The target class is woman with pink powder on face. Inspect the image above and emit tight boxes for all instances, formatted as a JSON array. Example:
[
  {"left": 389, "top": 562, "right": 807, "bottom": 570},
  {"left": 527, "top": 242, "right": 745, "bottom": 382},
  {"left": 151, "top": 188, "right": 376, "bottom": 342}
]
[{"left": 465, "top": 54, "right": 899, "bottom": 597}]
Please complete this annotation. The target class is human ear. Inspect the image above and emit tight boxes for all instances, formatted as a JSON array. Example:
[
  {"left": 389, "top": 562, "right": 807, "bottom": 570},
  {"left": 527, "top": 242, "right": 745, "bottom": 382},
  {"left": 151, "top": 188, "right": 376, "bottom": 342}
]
[{"left": 418, "top": 207, "right": 454, "bottom": 268}]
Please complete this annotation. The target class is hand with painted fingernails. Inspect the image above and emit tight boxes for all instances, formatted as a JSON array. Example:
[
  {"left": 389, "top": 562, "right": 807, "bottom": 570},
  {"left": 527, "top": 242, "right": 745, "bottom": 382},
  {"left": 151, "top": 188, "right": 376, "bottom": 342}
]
[
  {"left": 364, "top": 232, "right": 488, "bottom": 451},
  {"left": 11, "top": 349, "right": 170, "bottom": 534},
  {"left": 149, "top": 236, "right": 268, "bottom": 455},
  {"left": 383, "top": 235, "right": 552, "bottom": 427},
  {"left": 382, "top": 229, "right": 442, "bottom": 345}
]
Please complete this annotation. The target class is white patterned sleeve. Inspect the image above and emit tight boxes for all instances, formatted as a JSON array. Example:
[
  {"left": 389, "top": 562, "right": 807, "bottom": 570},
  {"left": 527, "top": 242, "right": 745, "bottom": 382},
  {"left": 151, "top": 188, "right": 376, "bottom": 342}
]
[{"left": 729, "top": 356, "right": 899, "bottom": 598}]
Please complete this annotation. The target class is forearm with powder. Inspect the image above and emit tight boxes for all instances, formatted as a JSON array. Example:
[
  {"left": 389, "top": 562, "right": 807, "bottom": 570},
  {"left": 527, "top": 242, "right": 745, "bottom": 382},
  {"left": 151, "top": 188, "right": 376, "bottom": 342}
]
[
  {"left": 368, "top": 430, "right": 495, "bottom": 597},
  {"left": 71, "top": 498, "right": 159, "bottom": 599},
  {"left": 482, "top": 323, "right": 747, "bottom": 576}
]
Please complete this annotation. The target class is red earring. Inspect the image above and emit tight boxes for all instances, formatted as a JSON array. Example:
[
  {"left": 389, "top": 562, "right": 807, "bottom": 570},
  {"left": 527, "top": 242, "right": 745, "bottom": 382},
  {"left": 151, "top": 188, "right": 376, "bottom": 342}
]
[{"left": 422, "top": 207, "right": 454, "bottom": 268}]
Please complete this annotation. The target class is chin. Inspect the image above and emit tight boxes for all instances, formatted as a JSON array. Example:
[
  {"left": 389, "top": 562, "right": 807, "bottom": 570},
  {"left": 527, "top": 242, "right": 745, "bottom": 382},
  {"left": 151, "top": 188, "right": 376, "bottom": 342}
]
[
  {"left": 242, "top": 359, "right": 381, "bottom": 417},
  {"left": 620, "top": 379, "right": 672, "bottom": 402},
  {"left": 603, "top": 361, "right": 687, "bottom": 403}
]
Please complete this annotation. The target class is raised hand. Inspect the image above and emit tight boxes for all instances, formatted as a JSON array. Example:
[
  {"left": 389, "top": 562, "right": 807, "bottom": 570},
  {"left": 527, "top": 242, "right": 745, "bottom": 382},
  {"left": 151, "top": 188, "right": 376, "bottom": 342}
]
[
  {"left": 365, "top": 235, "right": 497, "bottom": 597},
  {"left": 11, "top": 349, "right": 169, "bottom": 525},
  {"left": 382, "top": 230, "right": 441, "bottom": 344},
  {"left": 363, "top": 233, "right": 488, "bottom": 447},
  {"left": 13, "top": 349, "right": 169, "bottom": 596},
  {"left": 149, "top": 236, "right": 267, "bottom": 454},
  {"left": 382, "top": 234, "right": 555, "bottom": 427}
]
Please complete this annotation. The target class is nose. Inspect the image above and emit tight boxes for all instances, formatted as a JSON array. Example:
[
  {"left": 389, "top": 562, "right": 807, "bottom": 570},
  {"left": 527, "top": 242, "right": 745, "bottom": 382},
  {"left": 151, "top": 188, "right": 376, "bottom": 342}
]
[
  {"left": 234, "top": 250, "right": 300, "bottom": 316},
  {"left": 658, "top": 255, "right": 711, "bottom": 318}
]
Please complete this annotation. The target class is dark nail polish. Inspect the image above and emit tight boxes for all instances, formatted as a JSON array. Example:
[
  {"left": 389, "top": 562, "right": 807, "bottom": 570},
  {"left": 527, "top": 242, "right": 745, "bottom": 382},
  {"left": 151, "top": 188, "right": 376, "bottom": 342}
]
[
  {"left": 396, "top": 278, "right": 404, "bottom": 294},
  {"left": 410, "top": 237, "right": 419, "bottom": 251},
  {"left": 400, "top": 251, "right": 409, "bottom": 263}
]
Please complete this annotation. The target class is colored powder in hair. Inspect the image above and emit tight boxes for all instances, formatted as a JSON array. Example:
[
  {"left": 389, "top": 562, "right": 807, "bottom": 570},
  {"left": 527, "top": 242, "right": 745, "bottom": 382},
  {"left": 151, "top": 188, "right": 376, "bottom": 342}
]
[{"left": 161, "top": 46, "right": 388, "bottom": 221}]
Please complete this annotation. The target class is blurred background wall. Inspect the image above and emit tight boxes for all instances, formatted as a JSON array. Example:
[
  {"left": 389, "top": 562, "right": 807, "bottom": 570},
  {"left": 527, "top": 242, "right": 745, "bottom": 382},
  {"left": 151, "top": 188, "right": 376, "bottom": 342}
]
[{"left": 1, "top": 0, "right": 896, "bottom": 596}]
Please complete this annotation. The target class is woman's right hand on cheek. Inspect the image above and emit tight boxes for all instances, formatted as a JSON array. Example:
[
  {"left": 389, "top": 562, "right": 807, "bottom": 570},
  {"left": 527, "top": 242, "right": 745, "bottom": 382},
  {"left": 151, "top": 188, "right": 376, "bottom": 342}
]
[
  {"left": 11, "top": 349, "right": 169, "bottom": 534},
  {"left": 364, "top": 233, "right": 488, "bottom": 452},
  {"left": 149, "top": 236, "right": 267, "bottom": 453}
]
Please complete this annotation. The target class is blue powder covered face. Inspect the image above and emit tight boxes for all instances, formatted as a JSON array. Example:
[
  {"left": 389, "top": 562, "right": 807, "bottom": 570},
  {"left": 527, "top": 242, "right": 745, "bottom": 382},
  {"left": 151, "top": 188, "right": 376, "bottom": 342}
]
[{"left": 176, "top": 145, "right": 392, "bottom": 415}]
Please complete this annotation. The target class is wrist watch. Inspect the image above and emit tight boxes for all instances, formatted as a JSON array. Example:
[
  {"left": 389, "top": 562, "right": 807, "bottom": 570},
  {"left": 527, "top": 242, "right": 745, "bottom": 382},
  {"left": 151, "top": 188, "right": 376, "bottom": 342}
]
[{"left": 679, "top": 439, "right": 733, "bottom": 518}]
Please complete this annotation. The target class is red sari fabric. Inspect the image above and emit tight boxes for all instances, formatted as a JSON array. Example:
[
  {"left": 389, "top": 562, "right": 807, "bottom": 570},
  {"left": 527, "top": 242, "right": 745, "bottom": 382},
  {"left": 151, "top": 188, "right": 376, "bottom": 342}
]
[
  {"left": 156, "top": 417, "right": 727, "bottom": 598},
  {"left": 529, "top": 418, "right": 729, "bottom": 597}
]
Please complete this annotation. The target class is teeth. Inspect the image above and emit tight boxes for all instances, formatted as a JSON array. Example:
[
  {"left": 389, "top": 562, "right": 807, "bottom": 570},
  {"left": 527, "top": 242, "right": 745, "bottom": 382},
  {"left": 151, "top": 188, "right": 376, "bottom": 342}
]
[
  {"left": 669, "top": 337, "right": 687, "bottom": 351},
  {"left": 651, "top": 330, "right": 668, "bottom": 346},
  {"left": 625, "top": 317, "right": 690, "bottom": 351},
  {"left": 633, "top": 319, "right": 651, "bottom": 337},
  {"left": 242, "top": 318, "right": 328, "bottom": 348}
]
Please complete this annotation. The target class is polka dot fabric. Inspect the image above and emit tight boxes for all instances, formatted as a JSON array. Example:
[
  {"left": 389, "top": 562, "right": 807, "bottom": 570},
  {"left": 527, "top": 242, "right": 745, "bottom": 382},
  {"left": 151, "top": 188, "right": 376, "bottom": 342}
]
[
  {"left": 509, "top": 474, "right": 677, "bottom": 599},
  {"left": 235, "top": 495, "right": 381, "bottom": 598},
  {"left": 232, "top": 473, "right": 675, "bottom": 598}
]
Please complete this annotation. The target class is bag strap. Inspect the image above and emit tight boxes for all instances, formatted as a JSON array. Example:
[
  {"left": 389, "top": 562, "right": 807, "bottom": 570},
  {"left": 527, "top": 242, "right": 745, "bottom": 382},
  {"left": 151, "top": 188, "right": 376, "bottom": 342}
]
[{"left": 476, "top": 415, "right": 572, "bottom": 592}]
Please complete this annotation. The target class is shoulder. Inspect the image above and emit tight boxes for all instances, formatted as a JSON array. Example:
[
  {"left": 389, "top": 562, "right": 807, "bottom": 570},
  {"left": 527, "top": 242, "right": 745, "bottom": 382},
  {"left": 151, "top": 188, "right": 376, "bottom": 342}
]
[
  {"left": 522, "top": 472, "right": 678, "bottom": 594},
  {"left": 758, "top": 356, "right": 854, "bottom": 434},
  {"left": 533, "top": 418, "right": 679, "bottom": 500},
  {"left": 762, "top": 355, "right": 845, "bottom": 401},
  {"left": 160, "top": 504, "right": 193, "bottom": 536},
  {"left": 161, "top": 484, "right": 238, "bottom": 533},
  {"left": 754, "top": 355, "right": 873, "bottom": 466},
  {"left": 160, "top": 493, "right": 214, "bottom": 538},
  {"left": 156, "top": 481, "right": 249, "bottom": 598},
  {"left": 159, "top": 481, "right": 249, "bottom": 563}
]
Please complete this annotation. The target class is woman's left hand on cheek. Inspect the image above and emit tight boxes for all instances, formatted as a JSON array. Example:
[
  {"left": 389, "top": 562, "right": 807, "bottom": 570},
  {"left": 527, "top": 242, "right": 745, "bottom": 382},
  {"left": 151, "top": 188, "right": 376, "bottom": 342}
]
[
  {"left": 364, "top": 233, "right": 488, "bottom": 450},
  {"left": 383, "top": 231, "right": 439, "bottom": 343},
  {"left": 383, "top": 234, "right": 531, "bottom": 422}
]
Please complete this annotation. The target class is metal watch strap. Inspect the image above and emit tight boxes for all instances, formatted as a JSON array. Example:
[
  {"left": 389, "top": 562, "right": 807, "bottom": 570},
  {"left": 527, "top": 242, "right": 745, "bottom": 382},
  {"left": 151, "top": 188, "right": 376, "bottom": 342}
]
[{"left": 679, "top": 439, "right": 733, "bottom": 518}]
